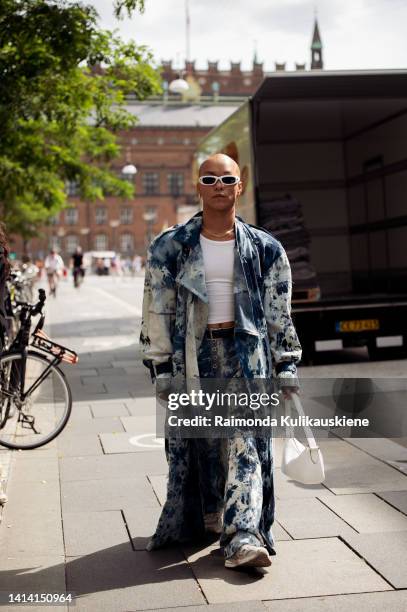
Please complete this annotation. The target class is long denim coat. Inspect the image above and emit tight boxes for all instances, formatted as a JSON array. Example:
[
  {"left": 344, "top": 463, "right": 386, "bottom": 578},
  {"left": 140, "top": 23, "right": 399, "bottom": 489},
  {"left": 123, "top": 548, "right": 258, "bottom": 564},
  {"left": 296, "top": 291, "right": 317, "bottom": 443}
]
[{"left": 140, "top": 211, "right": 302, "bottom": 550}]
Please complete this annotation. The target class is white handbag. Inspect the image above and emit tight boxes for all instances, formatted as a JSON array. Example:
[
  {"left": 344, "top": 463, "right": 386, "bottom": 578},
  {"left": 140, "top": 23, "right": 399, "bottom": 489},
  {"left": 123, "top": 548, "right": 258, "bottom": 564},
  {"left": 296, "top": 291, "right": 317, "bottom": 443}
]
[{"left": 281, "top": 393, "right": 325, "bottom": 485}]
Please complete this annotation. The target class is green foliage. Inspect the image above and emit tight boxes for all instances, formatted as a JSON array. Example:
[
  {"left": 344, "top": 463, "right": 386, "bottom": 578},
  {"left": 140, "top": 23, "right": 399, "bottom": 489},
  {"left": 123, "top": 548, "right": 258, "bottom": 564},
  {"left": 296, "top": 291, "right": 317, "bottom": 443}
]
[
  {"left": 113, "top": 0, "right": 145, "bottom": 19},
  {"left": 0, "top": 0, "right": 161, "bottom": 238}
]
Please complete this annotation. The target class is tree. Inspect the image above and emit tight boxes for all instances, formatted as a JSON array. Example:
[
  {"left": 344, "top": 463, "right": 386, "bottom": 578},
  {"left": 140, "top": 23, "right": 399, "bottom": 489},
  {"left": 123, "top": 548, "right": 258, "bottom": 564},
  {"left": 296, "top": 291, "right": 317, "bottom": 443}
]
[
  {"left": 0, "top": 0, "right": 162, "bottom": 240},
  {"left": 113, "top": 0, "right": 145, "bottom": 19}
]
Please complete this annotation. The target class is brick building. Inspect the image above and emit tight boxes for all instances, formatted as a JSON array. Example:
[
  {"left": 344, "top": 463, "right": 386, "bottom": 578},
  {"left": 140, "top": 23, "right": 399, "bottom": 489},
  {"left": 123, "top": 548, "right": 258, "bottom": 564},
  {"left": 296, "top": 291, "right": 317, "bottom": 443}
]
[
  {"left": 17, "top": 100, "right": 241, "bottom": 261},
  {"left": 161, "top": 58, "right": 265, "bottom": 98},
  {"left": 160, "top": 18, "right": 323, "bottom": 97},
  {"left": 11, "top": 19, "right": 323, "bottom": 261}
]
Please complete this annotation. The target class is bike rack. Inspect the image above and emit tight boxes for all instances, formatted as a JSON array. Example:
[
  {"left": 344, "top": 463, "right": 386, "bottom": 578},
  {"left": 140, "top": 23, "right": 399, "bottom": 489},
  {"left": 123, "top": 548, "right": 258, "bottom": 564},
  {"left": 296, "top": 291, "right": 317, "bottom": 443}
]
[{"left": 31, "top": 330, "right": 79, "bottom": 365}]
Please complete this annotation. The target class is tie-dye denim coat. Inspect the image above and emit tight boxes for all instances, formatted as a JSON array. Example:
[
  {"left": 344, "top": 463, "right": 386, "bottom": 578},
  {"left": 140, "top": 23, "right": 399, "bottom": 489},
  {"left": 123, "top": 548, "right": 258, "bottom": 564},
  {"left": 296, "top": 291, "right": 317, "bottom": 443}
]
[{"left": 140, "top": 211, "right": 302, "bottom": 550}]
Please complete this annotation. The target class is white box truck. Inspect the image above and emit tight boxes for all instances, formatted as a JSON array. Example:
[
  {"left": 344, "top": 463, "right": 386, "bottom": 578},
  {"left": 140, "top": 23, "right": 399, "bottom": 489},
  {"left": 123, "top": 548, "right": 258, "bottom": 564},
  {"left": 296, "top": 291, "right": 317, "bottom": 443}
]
[{"left": 195, "top": 70, "right": 407, "bottom": 362}]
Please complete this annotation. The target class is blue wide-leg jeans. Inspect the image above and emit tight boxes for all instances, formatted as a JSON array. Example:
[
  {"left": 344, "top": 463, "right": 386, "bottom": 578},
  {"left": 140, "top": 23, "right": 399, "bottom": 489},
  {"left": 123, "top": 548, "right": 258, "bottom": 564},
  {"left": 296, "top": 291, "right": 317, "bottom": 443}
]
[{"left": 195, "top": 334, "right": 276, "bottom": 559}]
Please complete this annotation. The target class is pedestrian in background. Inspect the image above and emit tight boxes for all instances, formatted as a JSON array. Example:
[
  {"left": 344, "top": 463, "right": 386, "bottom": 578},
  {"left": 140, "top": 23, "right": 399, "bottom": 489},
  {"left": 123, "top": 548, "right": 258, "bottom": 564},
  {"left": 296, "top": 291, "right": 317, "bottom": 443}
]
[
  {"left": 132, "top": 254, "right": 142, "bottom": 275},
  {"left": 140, "top": 153, "right": 301, "bottom": 569},
  {"left": 44, "top": 249, "right": 64, "bottom": 297},
  {"left": 103, "top": 257, "right": 110, "bottom": 276},
  {"left": 70, "top": 246, "right": 85, "bottom": 288}
]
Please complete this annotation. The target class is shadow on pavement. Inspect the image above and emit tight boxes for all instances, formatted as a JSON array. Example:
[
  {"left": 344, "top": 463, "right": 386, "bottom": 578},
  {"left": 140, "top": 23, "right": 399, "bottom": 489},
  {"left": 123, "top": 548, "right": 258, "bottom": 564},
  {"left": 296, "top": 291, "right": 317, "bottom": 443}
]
[{"left": 1, "top": 538, "right": 266, "bottom": 603}]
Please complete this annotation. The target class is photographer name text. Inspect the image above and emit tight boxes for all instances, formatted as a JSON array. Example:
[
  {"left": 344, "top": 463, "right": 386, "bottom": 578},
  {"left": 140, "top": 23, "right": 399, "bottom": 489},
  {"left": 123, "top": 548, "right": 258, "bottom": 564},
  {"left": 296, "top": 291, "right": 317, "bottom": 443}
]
[{"left": 167, "top": 414, "right": 370, "bottom": 428}]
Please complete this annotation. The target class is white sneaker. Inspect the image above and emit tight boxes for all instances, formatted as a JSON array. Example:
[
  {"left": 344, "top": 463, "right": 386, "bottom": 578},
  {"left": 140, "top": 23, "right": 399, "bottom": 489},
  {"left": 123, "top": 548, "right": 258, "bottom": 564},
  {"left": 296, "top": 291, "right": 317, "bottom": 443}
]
[
  {"left": 204, "top": 511, "right": 223, "bottom": 534},
  {"left": 225, "top": 545, "right": 272, "bottom": 569}
]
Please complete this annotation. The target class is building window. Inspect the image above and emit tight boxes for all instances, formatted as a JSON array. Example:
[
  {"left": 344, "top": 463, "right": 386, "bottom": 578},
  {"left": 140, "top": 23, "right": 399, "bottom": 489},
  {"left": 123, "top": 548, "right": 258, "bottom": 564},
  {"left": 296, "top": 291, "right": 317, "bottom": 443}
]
[
  {"left": 120, "top": 233, "right": 134, "bottom": 253},
  {"left": 95, "top": 234, "right": 108, "bottom": 250},
  {"left": 66, "top": 180, "right": 79, "bottom": 196},
  {"left": 66, "top": 235, "right": 79, "bottom": 254},
  {"left": 95, "top": 206, "right": 107, "bottom": 225},
  {"left": 65, "top": 208, "right": 78, "bottom": 225},
  {"left": 168, "top": 172, "right": 184, "bottom": 197},
  {"left": 143, "top": 172, "right": 159, "bottom": 195},
  {"left": 120, "top": 207, "right": 133, "bottom": 225},
  {"left": 50, "top": 213, "right": 60, "bottom": 226}
]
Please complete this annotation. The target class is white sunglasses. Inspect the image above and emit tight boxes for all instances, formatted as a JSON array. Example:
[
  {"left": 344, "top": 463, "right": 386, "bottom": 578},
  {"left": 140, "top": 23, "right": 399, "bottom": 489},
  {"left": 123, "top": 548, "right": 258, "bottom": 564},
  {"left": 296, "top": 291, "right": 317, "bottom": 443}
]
[{"left": 198, "top": 175, "right": 241, "bottom": 186}]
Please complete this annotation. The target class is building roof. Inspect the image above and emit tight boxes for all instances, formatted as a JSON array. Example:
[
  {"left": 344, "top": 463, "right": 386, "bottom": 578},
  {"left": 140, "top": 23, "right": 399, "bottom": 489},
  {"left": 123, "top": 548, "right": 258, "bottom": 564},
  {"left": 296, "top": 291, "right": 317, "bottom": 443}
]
[{"left": 123, "top": 102, "right": 241, "bottom": 128}]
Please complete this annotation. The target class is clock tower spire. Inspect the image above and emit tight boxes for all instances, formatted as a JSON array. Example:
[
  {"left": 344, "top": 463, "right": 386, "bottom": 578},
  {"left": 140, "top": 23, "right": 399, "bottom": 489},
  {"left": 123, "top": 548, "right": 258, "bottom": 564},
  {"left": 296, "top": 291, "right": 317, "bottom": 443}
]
[{"left": 311, "top": 15, "right": 323, "bottom": 70}]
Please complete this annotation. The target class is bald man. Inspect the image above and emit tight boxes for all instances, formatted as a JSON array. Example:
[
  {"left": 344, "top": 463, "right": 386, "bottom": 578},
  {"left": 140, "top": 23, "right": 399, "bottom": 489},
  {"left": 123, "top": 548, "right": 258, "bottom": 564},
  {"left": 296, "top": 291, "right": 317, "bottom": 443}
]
[{"left": 140, "top": 154, "right": 302, "bottom": 569}]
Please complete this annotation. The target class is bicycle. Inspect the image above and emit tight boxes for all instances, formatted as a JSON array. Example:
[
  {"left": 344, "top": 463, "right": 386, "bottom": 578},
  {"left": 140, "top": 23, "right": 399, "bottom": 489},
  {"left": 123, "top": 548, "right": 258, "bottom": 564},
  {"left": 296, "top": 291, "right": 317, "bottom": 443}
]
[
  {"left": 73, "top": 266, "right": 85, "bottom": 289},
  {"left": 0, "top": 288, "right": 78, "bottom": 450},
  {"left": 46, "top": 270, "right": 59, "bottom": 297}
]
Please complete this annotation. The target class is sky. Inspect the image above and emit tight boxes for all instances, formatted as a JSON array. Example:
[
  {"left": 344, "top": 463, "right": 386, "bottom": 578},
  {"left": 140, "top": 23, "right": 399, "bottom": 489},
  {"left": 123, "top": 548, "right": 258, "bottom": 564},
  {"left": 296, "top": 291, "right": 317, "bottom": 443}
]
[{"left": 89, "top": 0, "right": 407, "bottom": 72}]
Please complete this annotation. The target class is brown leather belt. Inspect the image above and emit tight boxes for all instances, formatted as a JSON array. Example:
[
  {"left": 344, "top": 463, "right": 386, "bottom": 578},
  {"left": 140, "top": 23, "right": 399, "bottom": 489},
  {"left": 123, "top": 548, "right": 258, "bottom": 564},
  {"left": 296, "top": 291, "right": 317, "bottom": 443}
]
[{"left": 205, "top": 327, "right": 235, "bottom": 339}]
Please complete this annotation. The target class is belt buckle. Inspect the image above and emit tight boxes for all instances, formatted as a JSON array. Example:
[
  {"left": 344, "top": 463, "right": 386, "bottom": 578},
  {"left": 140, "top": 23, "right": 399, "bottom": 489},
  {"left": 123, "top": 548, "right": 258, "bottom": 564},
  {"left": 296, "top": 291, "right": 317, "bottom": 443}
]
[
  {"left": 207, "top": 326, "right": 234, "bottom": 339},
  {"left": 207, "top": 327, "right": 220, "bottom": 339}
]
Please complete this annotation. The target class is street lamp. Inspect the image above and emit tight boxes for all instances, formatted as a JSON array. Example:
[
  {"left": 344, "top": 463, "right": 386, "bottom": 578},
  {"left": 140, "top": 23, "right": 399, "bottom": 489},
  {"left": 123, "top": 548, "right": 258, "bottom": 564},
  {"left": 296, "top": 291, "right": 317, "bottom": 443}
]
[
  {"left": 169, "top": 77, "right": 189, "bottom": 94},
  {"left": 80, "top": 227, "right": 91, "bottom": 252},
  {"left": 142, "top": 209, "right": 157, "bottom": 249},
  {"left": 121, "top": 163, "right": 137, "bottom": 179},
  {"left": 169, "top": 1, "right": 191, "bottom": 95},
  {"left": 55, "top": 227, "right": 66, "bottom": 257},
  {"left": 109, "top": 219, "right": 120, "bottom": 252}
]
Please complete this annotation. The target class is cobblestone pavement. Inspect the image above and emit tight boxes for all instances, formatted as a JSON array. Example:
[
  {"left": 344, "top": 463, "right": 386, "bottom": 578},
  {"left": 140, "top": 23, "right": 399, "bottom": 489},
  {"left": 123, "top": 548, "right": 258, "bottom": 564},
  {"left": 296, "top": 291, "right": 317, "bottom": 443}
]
[{"left": 0, "top": 275, "right": 406, "bottom": 611}]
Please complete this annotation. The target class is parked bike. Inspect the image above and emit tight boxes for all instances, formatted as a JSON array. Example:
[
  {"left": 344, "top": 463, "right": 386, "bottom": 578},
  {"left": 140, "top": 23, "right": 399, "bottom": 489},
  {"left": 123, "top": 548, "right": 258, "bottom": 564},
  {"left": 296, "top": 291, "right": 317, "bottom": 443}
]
[
  {"left": 0, "top": 288, "right": 78, "bottom": 450},
  {"left": 4, "top": 264, "right": 39, "bottom": 347}
]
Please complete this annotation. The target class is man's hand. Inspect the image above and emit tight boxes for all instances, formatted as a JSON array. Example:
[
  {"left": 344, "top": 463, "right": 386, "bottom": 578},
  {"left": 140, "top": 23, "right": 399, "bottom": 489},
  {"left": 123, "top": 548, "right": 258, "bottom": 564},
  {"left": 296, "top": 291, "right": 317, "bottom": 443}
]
[
  {"left": 281, "top": 386, "right": 299, "bottom": 401},
  {"left": 156, "top": 373, "right": 172, "bottom": 402}
]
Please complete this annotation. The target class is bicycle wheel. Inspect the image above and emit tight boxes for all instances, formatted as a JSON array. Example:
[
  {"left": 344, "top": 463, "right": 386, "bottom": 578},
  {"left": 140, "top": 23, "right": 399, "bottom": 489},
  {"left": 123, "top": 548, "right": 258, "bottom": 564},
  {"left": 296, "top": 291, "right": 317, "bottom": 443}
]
[{"left": 0, "top": 350, "right": 72, "bottom": 449}]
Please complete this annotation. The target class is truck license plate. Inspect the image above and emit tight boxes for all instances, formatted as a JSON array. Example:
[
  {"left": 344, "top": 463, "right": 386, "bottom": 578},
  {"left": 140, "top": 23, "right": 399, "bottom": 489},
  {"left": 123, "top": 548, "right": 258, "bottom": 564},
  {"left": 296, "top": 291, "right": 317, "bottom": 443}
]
[{"left": 336, "top": 319, "right": 380, "bottom": 332}]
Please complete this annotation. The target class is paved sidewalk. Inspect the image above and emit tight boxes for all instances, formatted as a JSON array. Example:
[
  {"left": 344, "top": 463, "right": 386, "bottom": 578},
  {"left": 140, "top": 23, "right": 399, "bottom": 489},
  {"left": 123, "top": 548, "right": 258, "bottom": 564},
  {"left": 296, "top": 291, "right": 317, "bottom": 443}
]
[{"left": 0, "top": 276, "right": 407, "bottom": 611}]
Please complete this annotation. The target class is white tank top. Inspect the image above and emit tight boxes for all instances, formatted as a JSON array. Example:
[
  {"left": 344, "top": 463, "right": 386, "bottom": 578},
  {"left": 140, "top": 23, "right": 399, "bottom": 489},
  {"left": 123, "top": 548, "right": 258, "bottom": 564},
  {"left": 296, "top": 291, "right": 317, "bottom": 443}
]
[{"left": 200, "top": 234, "right": 235, "bottom": 324}]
